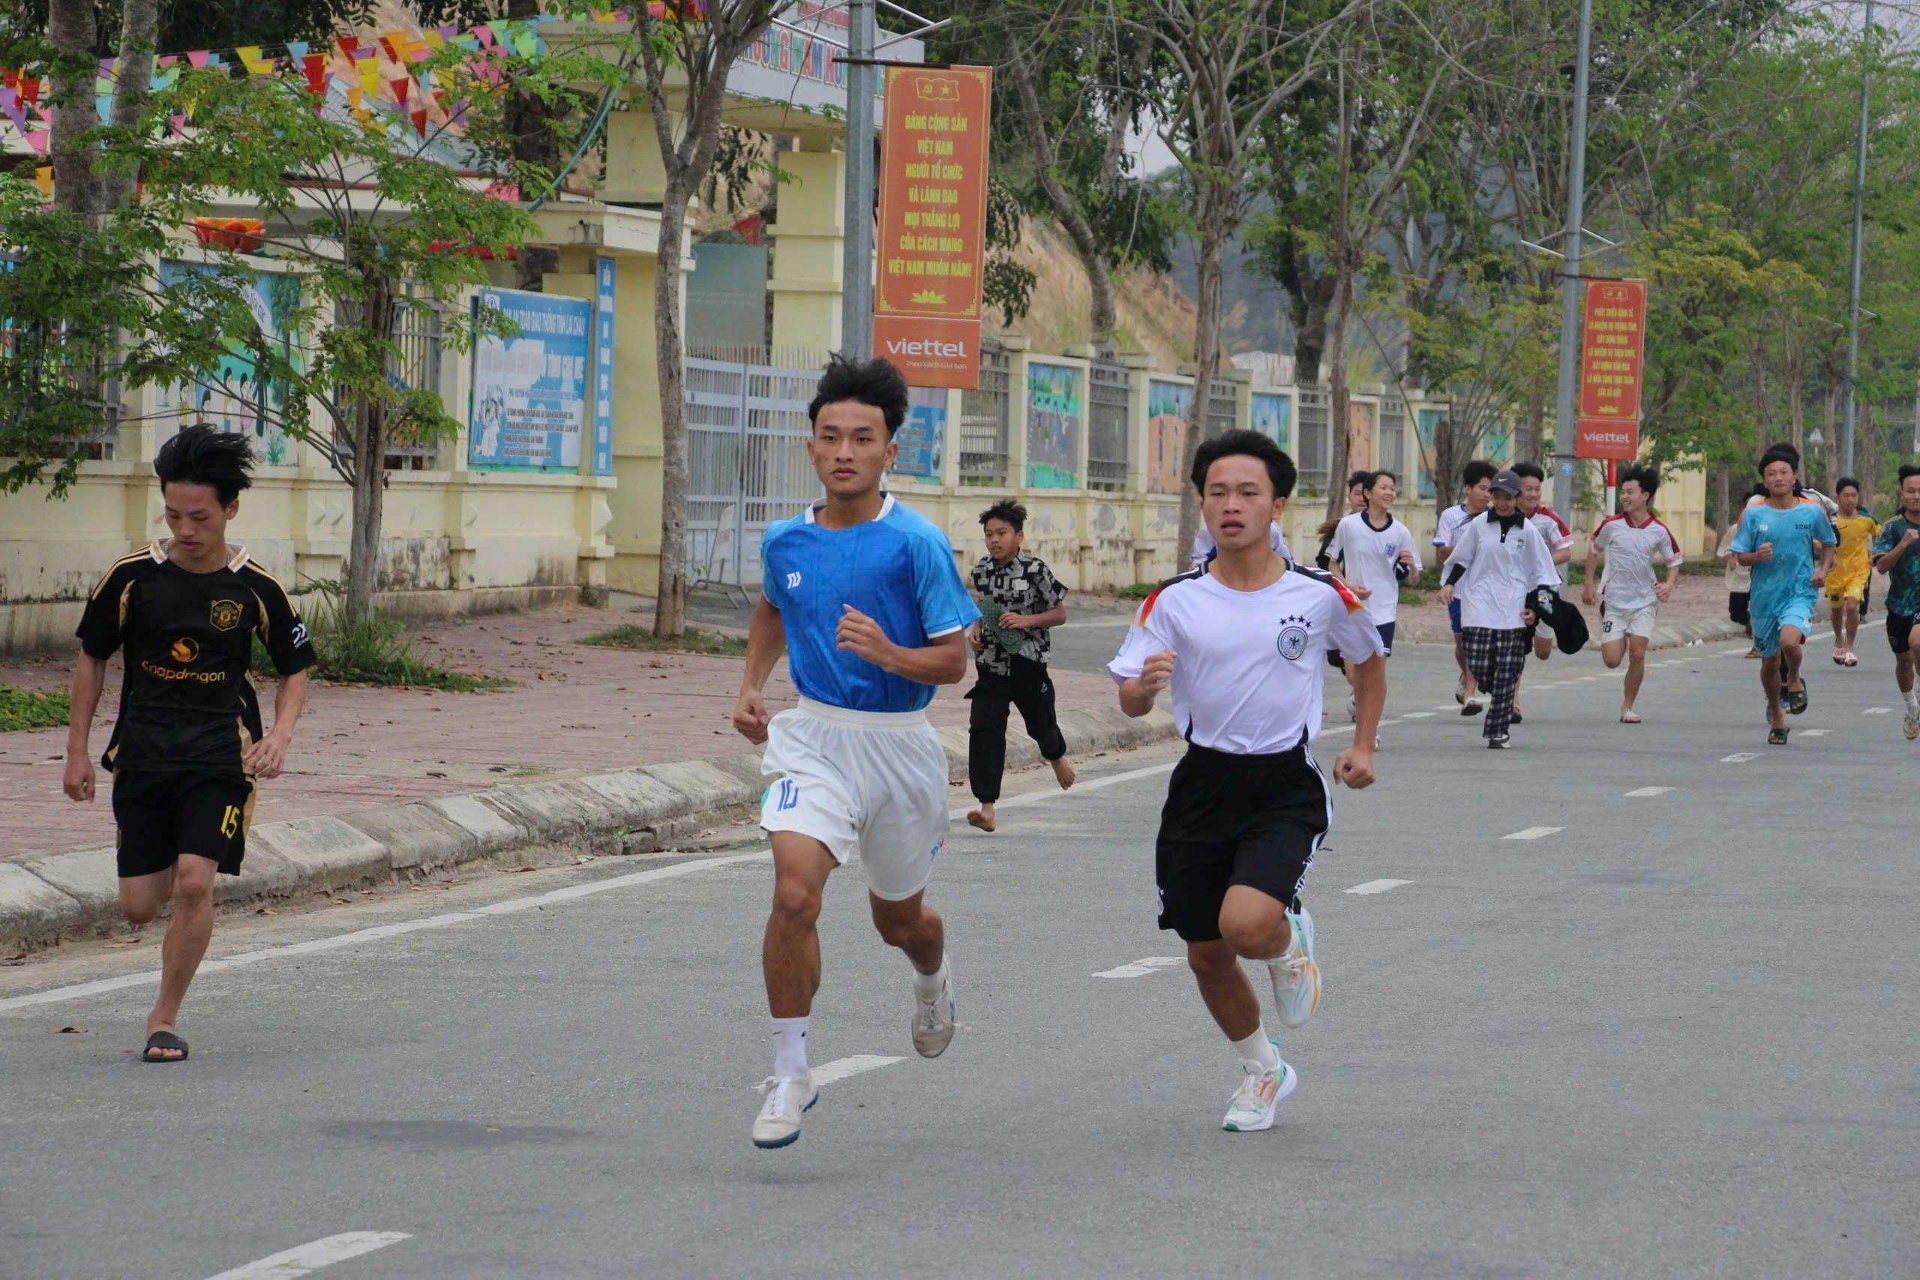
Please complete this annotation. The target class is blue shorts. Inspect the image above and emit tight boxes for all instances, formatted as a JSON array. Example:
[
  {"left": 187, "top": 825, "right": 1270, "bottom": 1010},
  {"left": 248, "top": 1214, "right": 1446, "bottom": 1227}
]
[
  {"left": 1448, "top": 597, "right": 1463, "bottom": 635},
  {"left": 1750, "top": 600, "right": 1815, "bottom": 659},
  {"left": 1376, "top": 622, "right": 1396, "bottom": 655}
]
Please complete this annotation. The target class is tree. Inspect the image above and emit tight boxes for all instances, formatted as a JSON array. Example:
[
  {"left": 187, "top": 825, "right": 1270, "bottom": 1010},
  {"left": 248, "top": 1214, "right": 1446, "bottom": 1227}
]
[{"left": 629, "top": 0, "right": 799, "bottom": 640}]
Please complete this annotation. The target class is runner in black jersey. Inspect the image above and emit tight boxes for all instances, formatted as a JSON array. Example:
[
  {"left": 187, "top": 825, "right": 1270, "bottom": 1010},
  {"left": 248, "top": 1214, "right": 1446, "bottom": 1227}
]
[{"left": 64, "top": 428, "right": 315, "bottom": 1063}]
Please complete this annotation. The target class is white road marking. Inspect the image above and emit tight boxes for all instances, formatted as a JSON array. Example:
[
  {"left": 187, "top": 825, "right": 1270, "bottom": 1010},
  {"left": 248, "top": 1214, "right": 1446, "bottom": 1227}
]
[
  {"left": 1721, "top": 752, "right": 1761, "bottom": 763},
  {"left": 1502, "top": 826, "right": 1563, "bottom": 841},
  {"left": 810, "top": 1055, "right": 905, "bottom": 1085},
  {"left": 951, "top": 759, "right": 1177, "bottom": 820},
  {"left": 1864, "top": 707, "right": 1892, "bottom": 716},
  {"left": 1093, "top": 956, "right": 1185, "bottom": 979},
  {"left": 1801, "top": 729, "right": 1831, "bottom": 737},
  {"left": 206, "top": 1232, "right": 410, "bottom": 1280},
  {"left": 1400, "top": 711, "right": 1435, "bottom": 719},
  {"left": 1624, "top": 786, "right": 1673, "bottom": 797},
  {"left": 1345, "top": 879, "right": 1411, "bottom": 895}
]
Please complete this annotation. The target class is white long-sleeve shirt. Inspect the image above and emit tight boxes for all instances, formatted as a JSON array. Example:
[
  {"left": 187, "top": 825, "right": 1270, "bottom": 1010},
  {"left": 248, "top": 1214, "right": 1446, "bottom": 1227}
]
[{"left": 1442, "top": 512, "right": 1560, "bottom": 631}]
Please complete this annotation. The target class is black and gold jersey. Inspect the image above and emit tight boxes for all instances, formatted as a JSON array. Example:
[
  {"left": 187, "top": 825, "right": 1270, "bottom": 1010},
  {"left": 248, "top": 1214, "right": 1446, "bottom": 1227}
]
[{"left": 76, "top": 542, "right": 316, "bottom": 776}]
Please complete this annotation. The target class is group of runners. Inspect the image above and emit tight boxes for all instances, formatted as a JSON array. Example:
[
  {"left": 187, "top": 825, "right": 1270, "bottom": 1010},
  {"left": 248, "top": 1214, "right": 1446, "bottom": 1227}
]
[{"left": 60, "top": 355, "right": 1920, "bottom": 1146}]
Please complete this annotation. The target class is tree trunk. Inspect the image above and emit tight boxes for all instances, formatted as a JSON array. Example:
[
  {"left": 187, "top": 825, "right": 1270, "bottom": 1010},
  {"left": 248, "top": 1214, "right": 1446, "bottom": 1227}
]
[
  {"left": 1289, "top": 268, "right": 1334, "bottom": 387},
  {"left": 344, "top": 270, "right": 396, "bottom": 624},
  {"left": 47, "top": 0, "right": 102, "bottom": 216},
  {"left": 509, "top": 0, "right": 561, "bottom": 290},
  {"left": 1006, "top": 47, "right": 1116, "bottom": 351},
  {"left": 652, "top": 179, "right": 694, "bottom": 638},
  {"left": 1324, "top": 260, "right": 1355, "bottom": 523},
  {"left": 1176, "top": 215, "right": 1227, "bottom": 561},
  {"left": 101, "top": 0, "right": 158, "bottom": 210}
]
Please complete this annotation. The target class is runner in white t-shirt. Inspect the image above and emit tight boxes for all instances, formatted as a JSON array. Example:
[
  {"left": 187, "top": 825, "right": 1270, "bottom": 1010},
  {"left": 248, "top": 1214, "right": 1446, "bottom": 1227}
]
[
  {"left": 1327, "top": 470, "right": 1419, "bottom": 749},
  {"left": 1511, "top": 460, "right": 1575, "bottom": 721},
  {"left": 1583, "top": 465, "right": 1683, "bottom": 724},
  {"left": 1433, "top": 461, "right": 1497, "bottom": 714},
  {"left": 1113, "top": 429, "right": 1384, "bottom": 1135}
]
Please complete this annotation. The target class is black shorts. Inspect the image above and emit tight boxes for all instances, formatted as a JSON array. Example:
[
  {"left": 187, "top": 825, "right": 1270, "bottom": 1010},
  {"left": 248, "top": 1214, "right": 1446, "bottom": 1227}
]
[
  {"left": 1729, "top": 591, "right": 1751, "bottom": 627},
  {"left": 111, "top": 770, "right": 254, "bottom": 878},
  {"left": 1890, "top": 613, "right": 1917, "bottom": 656},
  {"left": 1155, "top": 742, "right": 1329, "bottom": 942}
]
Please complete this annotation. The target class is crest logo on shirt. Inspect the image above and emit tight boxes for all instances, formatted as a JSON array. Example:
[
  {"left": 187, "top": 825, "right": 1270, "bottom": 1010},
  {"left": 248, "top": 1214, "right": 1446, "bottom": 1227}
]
[
  {"left": 209, "top": 599, "right": 244, "bottom": 632},
  {"left": 1275, "top": 613, "right": 1311, "bottom": 661}
]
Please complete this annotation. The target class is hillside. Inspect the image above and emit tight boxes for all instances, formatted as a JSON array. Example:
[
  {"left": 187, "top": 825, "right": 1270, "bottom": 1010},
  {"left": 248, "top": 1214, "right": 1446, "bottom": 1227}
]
[{"left": 985, "top": 217, "right": 1197, "bottom": 367}]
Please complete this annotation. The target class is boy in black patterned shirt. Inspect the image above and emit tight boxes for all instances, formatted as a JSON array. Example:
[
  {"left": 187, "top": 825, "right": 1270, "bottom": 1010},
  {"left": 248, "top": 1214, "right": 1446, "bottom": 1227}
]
[{"left": 964, "top": 501, "right": 1076, "bottom": 831}]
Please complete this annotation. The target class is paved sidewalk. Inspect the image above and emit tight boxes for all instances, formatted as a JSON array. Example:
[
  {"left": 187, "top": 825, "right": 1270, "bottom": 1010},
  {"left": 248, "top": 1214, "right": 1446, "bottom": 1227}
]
[{"left": 0, "top": 603, "right": 1122, "bottom": 865}]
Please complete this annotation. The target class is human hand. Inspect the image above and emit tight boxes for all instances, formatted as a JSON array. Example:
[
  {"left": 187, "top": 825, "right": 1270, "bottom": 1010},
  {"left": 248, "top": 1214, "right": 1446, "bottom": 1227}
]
[
  {"left": 1000, "top": 612, "right": 1030, "bottom": 630},
  {"left": 1138, "top": 649, "right": 1177, "bottom": 696},
  {"left": 1522, "top": 609, "right": 1538, "bottom": 627},
  {"left": 1439, "top": 584, "right": 1455, "bottom": 606},
  {"left": 837, "top": 605, "right": 897, "bottom": 670},
  {"left": 1656, "top": 578, "right": 1675, "bottom": 603},
  {"left": 1332, "top": 745, "right": 1375, "bottom": 789},
  {"left": 1351, "top": 584, "right": 1373, "bottom": 600},
  {"left": 733, "top": 689, "right": 771, "bottom": 745},
  {"left": 1398, "top": 548, "right": 1418, "bottom": 568},
  {"left": 1581, "top": 584, "right": 1597, "bottom": 606},
  {"left": 1903, "top": 529, "right": 1919, "bottom": 547},
  {"left": 967, "top": 622, "right": 985, "bottom": 654},
  {"left": 1753, "top": 541, "right": 1774, "bottom": 564},
  {"left": 246, "top": 731, "right": 292, "bottom": 780},
  {"left": 62, "top": 755, "right": 95, "bottom": 802},
  {"left": 1811, "top": 564, "right": 1827, "bottom": 589}
]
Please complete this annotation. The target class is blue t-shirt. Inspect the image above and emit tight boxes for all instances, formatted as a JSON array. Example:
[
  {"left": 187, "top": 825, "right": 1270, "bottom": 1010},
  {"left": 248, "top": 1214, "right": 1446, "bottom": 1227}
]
[
  {"left": 761, "top": 494, "right": 981, "bottom": 712},
  {"left": 1731, "top": 501, "right": 1837, "bottom": 618}
]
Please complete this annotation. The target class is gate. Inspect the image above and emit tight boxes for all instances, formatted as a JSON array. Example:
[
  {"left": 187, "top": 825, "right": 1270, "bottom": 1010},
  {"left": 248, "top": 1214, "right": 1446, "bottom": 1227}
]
[{"left": 686, "top": 355, "right": 820, "bottom": 595}]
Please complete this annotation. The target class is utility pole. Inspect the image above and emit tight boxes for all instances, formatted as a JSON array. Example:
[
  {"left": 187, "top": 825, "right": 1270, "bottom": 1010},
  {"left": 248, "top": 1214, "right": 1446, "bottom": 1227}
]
[
  {"left": 1843, "top": 0, "right": 1874, "bottom": 478},
  {"left": 1549, "top": 0, "right": 1594, "bottom": 519},
  {"left": 841, "top": 0, "right": 877, "bottom": 358}
]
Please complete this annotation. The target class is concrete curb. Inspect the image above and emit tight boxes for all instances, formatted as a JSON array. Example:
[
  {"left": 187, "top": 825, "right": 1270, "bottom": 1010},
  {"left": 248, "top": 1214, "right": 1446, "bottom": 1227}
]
[
  {"left": 0, "top": 703, "right": 1180, "bottom": 955},
  {"left": 1394, "top": 616, "right": 1749, "bottom": 651}
]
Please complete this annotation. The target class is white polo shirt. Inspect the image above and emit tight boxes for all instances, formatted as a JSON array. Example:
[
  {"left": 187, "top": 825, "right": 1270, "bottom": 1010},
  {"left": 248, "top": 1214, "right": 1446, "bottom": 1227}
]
[
  {"left": 1442, "top": 512, "right": 1561, "bottom": 630},
  {"left": 1327, "top": 511, "right": 1420, "bottom": 625},
  {"left": 1109, "top": 563, "right": 1384, "bottom": 755},
  {"left": 1592, "top": 512, "right": 1684, "bottom": 612},
  {"left": 1434, "top": 502, "right": 1480, "bottom": 553}
]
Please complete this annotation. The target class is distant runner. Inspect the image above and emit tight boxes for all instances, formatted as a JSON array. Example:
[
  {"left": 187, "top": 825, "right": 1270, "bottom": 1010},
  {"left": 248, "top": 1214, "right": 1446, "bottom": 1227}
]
[
  {"left": 1730, "top": 448, "right": 1837, "bottom": 746},
  {"left": 1826, "top": 477, "right": 1878, "bottom": 668},
  {"left": 1870, "top": 464, "right": 1920, "bottom": 739},
  {"left": 1434, "top": 461, "right": 1497, "bottom": 715},
  {"left": 1583, "top": 466, "right": 1683, "bottom": 724}
]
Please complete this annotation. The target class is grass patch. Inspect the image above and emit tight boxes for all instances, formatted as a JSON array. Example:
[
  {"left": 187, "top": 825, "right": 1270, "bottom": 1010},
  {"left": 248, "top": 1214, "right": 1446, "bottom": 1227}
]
[
  {"left": 253, "top": 582, "right": 507, "bottom": 690},
  {"left": 0, "top": 685, "right": 70, "bottom": 732},
  {"left": 580, "top": 624, "right": 750, "bottom": 657},
  {"left": 1117, "top": 582, "right": 1156, "bottom": 600}
]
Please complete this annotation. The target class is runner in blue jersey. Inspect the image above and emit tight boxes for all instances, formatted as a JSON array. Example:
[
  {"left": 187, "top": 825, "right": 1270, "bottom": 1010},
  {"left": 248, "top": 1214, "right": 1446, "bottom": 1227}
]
[
  {"left": 1730, "top": 448, "right": 1837, "bottom": 745},
  {"left": 732, "top": 354, "right": 980, "bottom": 1149}
]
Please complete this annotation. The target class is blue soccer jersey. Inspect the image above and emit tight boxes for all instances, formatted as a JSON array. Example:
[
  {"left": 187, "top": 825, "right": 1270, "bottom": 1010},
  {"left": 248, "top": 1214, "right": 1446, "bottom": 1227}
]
[
  {"left": 761, "top": 494, "right": 981, "bottom": 712},
  {"left": 1731, "top": 501, "right": 1837, "bottom": 622}
]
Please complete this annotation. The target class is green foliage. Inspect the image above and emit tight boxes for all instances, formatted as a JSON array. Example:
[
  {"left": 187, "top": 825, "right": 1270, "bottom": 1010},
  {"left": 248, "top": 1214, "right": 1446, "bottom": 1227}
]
[
  {"left": 254, "top": 582, "right": 506, "bottom": 689},
  {"left": 0, "top": 685, "right": 71, "bottom": 732},
  {"left": 579, "top": 625, "right": 751, "bottom": 657},
  {"left": 1117, "top": 582, "right": 1155, "bottom": 600}
]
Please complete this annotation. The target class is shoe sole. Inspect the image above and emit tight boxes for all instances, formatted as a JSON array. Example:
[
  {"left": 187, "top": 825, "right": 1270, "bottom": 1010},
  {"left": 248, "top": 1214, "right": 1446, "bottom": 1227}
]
[
  {"left": 752, "top": 1090, "right": 819, "bottom": 1149},
  {"left": 1223, "top": 1065, "right": 1299, "bottom": 1132}
]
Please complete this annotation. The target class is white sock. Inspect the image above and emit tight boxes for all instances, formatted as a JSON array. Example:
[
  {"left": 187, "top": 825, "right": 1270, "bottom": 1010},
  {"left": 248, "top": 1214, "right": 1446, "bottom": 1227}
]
[
  {"left": 1904, "top": 687, "right": 1919, "bottom": 710},
  {"left": 1231, "top": 1027, "right": 1280, "bottom": 1073},
  {"left": 772, "top": 1016, "right": 810, "bottom": 1078},
  {"left": 912, "top": 957, "right": 948, "bottom": 1000}
]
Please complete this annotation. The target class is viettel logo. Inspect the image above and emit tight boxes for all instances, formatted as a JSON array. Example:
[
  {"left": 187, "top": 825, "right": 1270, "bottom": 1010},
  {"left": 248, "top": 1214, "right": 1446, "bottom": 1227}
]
[{"left": 170, "top": 636, "right": 199, "bottom": 664}]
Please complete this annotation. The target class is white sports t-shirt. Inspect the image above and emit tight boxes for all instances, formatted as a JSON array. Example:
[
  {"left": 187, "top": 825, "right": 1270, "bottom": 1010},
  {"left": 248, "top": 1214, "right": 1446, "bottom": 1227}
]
[
  {"left": 1108, "top": 564, "right": 1384, "bottom": 755},
  {"left": 1192, "top": 521, "right": 1293, "bottom": 566},
  {"left": 1592, "top": 512, "right": 1683, "bottom": 612},
  {"left": 1327, "top": 511, "right": 1421, "bottom": 625},
  {"left": 1442, "top": 513, "right": 1560, "bottom": 630},
  {"left": 1433, "top": 503, "right": 1478, "bottom": 552},
  {"left": 1527, "top": 506, "right": 1574, "bottom": 584}
]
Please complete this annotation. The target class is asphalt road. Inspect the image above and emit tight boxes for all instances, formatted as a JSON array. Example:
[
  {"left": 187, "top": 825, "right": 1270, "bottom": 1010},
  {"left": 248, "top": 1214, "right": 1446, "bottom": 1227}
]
[{"left": 3, "top": 632, "right": 1917, "bottom": 1278}]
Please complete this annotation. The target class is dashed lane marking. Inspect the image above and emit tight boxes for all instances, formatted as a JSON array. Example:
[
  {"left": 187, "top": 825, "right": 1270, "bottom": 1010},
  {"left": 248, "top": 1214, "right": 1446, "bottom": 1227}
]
[
  {"left": 1400, "top": 711, "right": 1435, "bottom": 719},
  {"left": 1864, "top": 707, "right": 1892, "bottom": 716},
  {"left": 951, "top": 760, "right": 1177, "bottom": 820},
  {"left": 1093, "top": 956, "right": 1185, "bottom": 979},
  {"left": 1345, "top": 879, "right": 1412, "bottom": 895},
  {"left": 1721, "top": 752, "right": 1761, "bottom": 763},
  {"left": 1502, "top": 826, "right": 1563, "bottom": 841},
  {"left": 810, "top": 1055, "right": 905, "bottom": 1085},
  {"left": 1801, "top": 729, "right": 1831, "bottom": 737},
  {"left": 206, "top": 1232, "right": 411, "bottom": 1280},
  {"left": 1624, "top": 786, "right": 1673, "bottom": 797}
]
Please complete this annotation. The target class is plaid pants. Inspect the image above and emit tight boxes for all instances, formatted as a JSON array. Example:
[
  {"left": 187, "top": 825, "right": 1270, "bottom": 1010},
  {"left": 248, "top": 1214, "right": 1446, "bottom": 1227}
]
[{"left": 1463, "top": 626, "right": 1529, "bottom": 739}]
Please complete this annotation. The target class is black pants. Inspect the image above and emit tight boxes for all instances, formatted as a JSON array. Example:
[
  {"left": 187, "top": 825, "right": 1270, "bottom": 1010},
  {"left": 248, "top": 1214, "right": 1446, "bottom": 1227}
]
[{"left": 967, "top": 656, "right": 1067, "bottom": 804}]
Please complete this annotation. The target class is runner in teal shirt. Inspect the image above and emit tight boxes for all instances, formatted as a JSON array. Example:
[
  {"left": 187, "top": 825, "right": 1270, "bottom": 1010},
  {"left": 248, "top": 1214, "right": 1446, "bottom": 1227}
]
[
  {"left": 1870, "top": 463, "right": 1920, "bottom": 738},
  {"left": 1730, "top": 450, "right": 1836, "bottom": 743}
]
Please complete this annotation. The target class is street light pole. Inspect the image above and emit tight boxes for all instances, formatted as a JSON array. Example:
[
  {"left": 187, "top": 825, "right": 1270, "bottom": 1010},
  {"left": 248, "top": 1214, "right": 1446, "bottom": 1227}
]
[
  {"left": 1843, "top": 0, "right": 1874, "bottom": 478},
  {"left": 1550, "top": 0, "right": 1594, "bottom": 520},
  {"left": 841, "top": 0, "right": 877, "bottom": 358}
]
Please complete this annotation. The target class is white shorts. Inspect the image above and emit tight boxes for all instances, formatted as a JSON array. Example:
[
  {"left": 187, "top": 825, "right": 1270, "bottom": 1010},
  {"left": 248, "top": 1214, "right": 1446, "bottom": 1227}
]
[
  {"left": 759, "top": 698, "right": 952, "bottom": 902},
  {"left": 1601, "top": 603, "right": 1658, "bottom": 641}
]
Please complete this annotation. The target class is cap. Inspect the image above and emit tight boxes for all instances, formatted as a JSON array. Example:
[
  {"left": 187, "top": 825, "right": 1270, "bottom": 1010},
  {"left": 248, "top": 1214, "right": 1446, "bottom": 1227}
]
[{"left": 1490, "top": 470, "right": 1522, "bottom": 496}]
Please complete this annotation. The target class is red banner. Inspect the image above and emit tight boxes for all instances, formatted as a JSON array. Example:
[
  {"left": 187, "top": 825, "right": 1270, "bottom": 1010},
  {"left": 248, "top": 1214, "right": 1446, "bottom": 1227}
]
[
  {"left": 1576, "top": 278, "right": 1647, "bottom": 461},
  {"left": 872, "top": 65, "right": 992, "bottom": 389}
]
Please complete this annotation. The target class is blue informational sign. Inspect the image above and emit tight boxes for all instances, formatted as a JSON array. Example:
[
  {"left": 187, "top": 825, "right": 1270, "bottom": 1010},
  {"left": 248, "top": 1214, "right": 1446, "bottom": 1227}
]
[
  {"left": 469, "top": 287, "right": 592, "bottom": 471},
  {"left": 895, "top": 386, "right": 946, "bottom": 478},
  {"left": 592, "top": 257, "right": 616, "bottom": 477},
  {"left": 1251, "top": 391, "right": 1291, "bottom": 450}
]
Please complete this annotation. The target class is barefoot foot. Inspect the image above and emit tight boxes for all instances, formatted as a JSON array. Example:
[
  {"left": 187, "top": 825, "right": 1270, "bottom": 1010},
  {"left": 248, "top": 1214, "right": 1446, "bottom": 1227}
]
[
  {"left": 1050, "top": 757, "right": 1077, "bottom": 790},
  {"left": 966, "top": 807, "right": 995, "bottom": 833}
]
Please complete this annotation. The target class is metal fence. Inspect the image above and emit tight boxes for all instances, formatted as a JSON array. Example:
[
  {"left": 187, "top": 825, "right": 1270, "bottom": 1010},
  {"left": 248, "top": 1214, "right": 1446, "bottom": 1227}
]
[
  {"left": 959, "top": 340, "right": 1011, "bottom": 485},
  {"left": 1297, "top": 388, "right": 1330, "bottom": 489},
  {"left": 1206, "top": 377, "right": 1236, "bottom": 439},
  {"left": 1087, "top": 360, "right": 1131, "bottom": 491},
  {"left": 1378, "top": 397, "right": 1406, "bottom": 476},
  {"left": 384, "top": 298, "right": 444, "bottom": 470},
  {"left": 686, "top": 355, "right": 820, "bottom": 593}
]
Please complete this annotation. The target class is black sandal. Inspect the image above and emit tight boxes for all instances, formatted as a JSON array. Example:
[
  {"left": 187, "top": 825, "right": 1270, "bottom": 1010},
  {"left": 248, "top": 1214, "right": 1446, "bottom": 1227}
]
[
  {"left": 1767, "top": 725, "right": 1789, "bottom": 746},
  {"left": 1786, "top": 683, "right": 1809, "bottom": 715},
  {"left": 142, "top": 1030, "right": 189, "bottom": 1063}
]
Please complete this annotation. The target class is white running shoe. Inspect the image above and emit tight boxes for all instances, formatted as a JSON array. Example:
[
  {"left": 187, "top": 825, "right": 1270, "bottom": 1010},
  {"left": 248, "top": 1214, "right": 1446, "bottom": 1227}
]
[
  {"left": 1905, "top": 705, "right": 1920, "bottom": 741},
  {"left": 912, "top": 963, "right": 956, "bottom": 1058},
  {"left": 1222, "top": 1055, "right": 1297, "bottom": 1132},
  {"left": 752, "top": 1072, "right": 817, "bottom": 1149},
  {"left": 1268, "top": 909, "right": 1321, "bottom": 1028}
]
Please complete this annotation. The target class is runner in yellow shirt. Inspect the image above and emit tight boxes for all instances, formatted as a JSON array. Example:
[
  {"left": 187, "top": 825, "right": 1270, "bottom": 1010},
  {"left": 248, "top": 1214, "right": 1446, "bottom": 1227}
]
[{"left": 1828, "top": 477, "right": 1878, "bottom": 667}]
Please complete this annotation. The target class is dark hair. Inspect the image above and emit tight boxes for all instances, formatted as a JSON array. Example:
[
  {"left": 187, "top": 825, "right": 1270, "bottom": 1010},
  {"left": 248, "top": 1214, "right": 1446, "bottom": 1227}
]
[
  {"left": 1462, "top": 460, "right": 1498, "bottom": 487},
  {"left": 1751, "top": 482, "right": 1770, "bottom": 499},
  {"left": 1834, "top": 475, "right": 1860, "bottom": 495},
  {"left": 1618, "top": 464, "right": 1660, "bottom": 499},
  {"left": 1759, "top": 448, "right": 1798, "bottom": 477},
  {"left": 1368, "top": 468, "right": 1399, "bottom": 489},
  {"left": 979, "top": 500, "right": 1027, "bottom": 533},
  {"left": 1512, "top": 460, "right": 1545, "bottom": 483},
  {"left": 1191, "top": 428, "right": 1296, "bottom": 500},
  {"left": 1346, "top": 469, "right": 1373, "bottom": 491},
  {"left": 808, "top": 353, "right": 910, "bottom": 436},
  {"left": 154, "top": 426, "right": 254, "bottom": 506},
  {"left": 1899, "top": 464, "right": 1920, "bottom": 485},
  {"left": 1765, "top": 441, "right": 1802, "bottom": 468}
]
